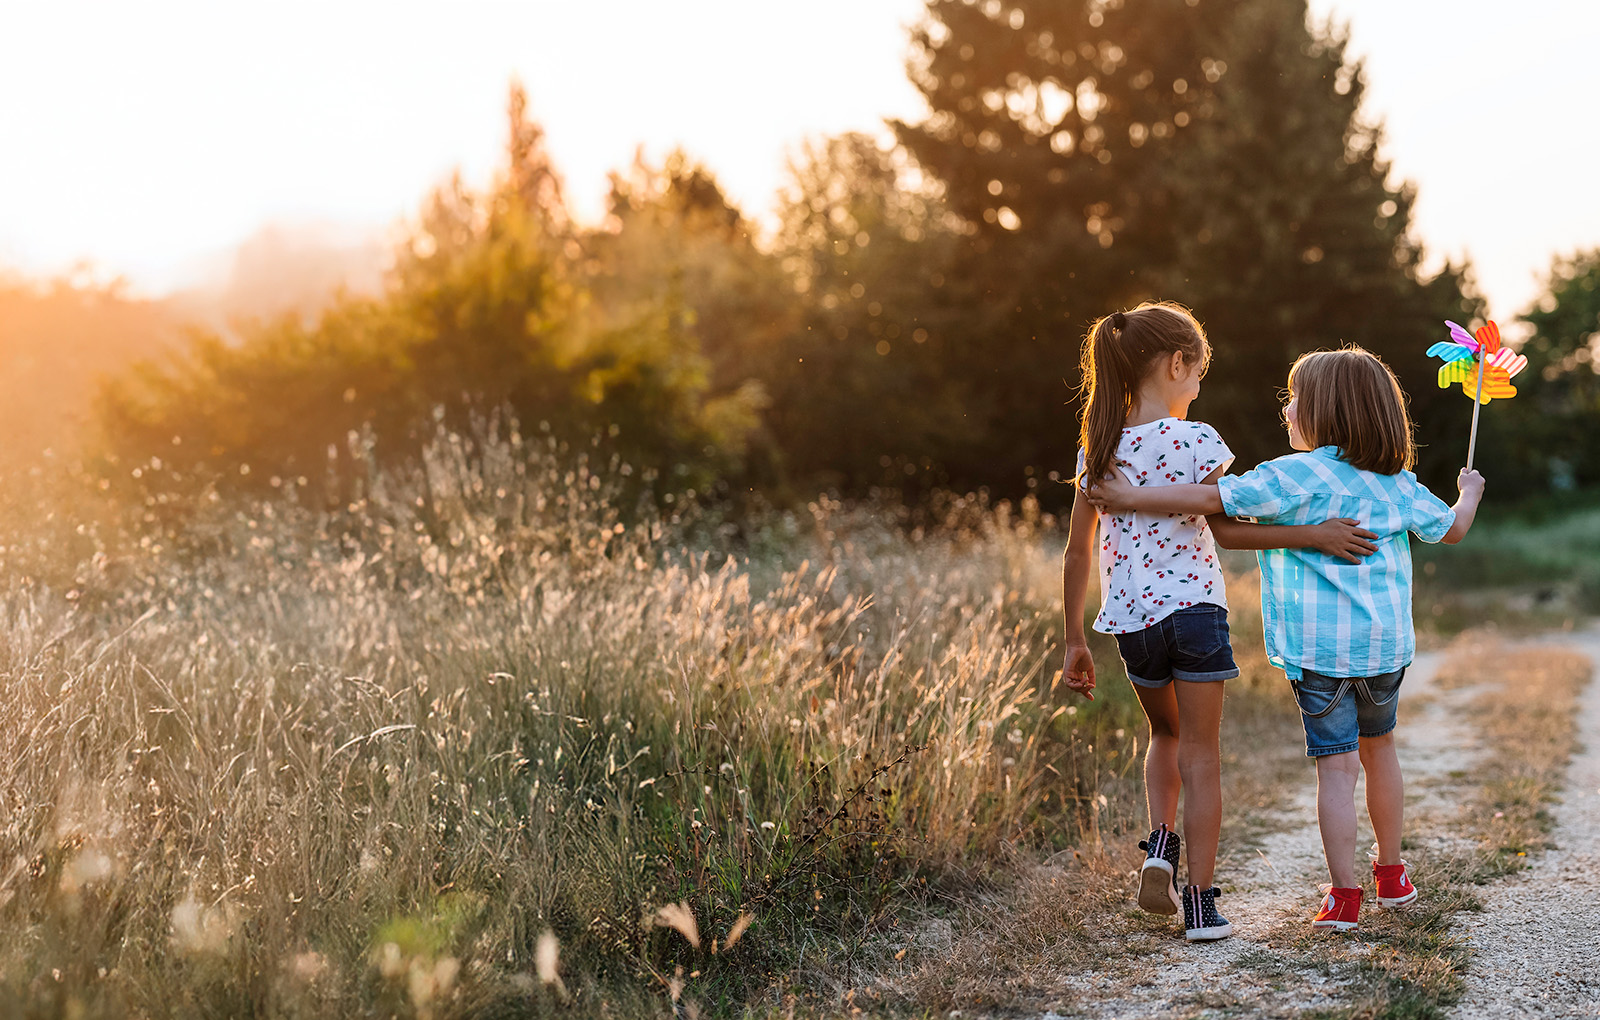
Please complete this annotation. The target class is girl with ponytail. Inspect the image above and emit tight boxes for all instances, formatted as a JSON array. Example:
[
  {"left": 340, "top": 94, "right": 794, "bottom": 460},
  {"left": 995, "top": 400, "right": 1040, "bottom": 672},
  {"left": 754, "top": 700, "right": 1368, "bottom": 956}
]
[{"left": 1059, "top": 302, "right": 1377, "bottom": 942}]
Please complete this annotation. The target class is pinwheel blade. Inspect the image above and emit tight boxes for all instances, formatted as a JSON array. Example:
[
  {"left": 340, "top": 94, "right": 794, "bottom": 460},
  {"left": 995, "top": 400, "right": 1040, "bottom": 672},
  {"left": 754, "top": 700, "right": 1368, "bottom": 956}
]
[
  {"left": 1426, "top": 341, "right": 1476, "bottom": 364},
  {"left": 1445, "top": 320, "right": 1481, "bottom": 352},
  {"left": 1451, "top": 364, "right": 1517, "bottom": 403},
  {"left": 1474, "top": 320, "right": 1503, "bottom": 354},
  {"left": 1488, "top": 347, "right": 1528, "bottom": 378}
]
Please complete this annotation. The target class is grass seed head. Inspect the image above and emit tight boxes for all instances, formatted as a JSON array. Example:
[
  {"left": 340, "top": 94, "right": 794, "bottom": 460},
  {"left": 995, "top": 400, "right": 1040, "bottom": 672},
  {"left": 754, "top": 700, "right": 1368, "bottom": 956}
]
[{"left": 655, "top": 901, "right": 701, "bottom": 948}]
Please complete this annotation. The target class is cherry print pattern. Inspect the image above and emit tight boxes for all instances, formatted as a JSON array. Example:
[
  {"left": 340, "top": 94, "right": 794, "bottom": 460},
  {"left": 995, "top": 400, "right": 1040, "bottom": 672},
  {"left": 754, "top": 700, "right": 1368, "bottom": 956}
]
[{"left": 1080, "top": 419, "right": 1235, "bottom": 634}]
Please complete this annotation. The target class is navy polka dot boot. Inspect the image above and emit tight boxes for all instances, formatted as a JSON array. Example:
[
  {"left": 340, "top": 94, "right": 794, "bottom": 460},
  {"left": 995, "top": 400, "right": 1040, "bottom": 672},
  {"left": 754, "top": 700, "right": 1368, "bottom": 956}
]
[
  {"left": 1136, "top": 823, "right": 1181, "bottom": 915},
  {"left": 1183, "top": 885, "right": 1233, "bottom": 942}
]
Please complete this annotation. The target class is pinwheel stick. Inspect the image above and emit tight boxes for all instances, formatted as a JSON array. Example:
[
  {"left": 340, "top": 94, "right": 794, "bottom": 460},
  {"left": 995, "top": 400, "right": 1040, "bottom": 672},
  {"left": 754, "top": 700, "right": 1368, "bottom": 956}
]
[{"left": 1466, "top": 354, "right": 1485, "bottom": 471}]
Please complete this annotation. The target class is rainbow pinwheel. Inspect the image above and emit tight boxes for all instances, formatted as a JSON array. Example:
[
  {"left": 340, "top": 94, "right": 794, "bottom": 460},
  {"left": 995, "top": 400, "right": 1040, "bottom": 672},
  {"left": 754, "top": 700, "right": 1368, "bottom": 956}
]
[
  {"left": 1426, "top": 320, "right": 1528, "bottom": 404},
  {"left": 1425, "top": 319, "right": 1526, "bottom": 470}
]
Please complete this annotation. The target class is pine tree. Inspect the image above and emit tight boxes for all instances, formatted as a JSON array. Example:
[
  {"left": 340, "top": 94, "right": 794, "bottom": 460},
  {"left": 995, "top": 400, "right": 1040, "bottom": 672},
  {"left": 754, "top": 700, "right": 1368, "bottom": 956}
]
[{"left": 896, "top": 0, "right": 1477, "bottom": 494}]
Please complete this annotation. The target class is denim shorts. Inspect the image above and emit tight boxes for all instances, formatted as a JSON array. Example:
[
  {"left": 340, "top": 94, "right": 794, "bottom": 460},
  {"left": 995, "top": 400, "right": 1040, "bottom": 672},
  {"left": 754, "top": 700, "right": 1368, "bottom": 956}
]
[
  {"left": 1290, "top": 667, "right": 1406, "bottom": 757},
  {"left": 1113, "top": 605, "right": 1240, "bottom": 688}
]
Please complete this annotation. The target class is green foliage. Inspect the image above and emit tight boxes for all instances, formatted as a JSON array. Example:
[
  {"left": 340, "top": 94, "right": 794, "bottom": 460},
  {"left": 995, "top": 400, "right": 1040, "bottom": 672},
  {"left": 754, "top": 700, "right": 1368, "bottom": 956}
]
[
  {"left": 97, "top": 85, "right": 758, "bottom": 508},
  {"left": 586, "top": 150, "right": 788, "bottom": 490},
  {"left": 87, "top": 8, "right": 1548, "bottom": 510},
  {"left": 895, "top": 0, "right": 1478, "bottom": 495},
  {"left": 765, "top": 134, "right": 972, "bottom": 495},
  {"left": 1478, "top": 249, "right": 1600, "bottom": 493}
]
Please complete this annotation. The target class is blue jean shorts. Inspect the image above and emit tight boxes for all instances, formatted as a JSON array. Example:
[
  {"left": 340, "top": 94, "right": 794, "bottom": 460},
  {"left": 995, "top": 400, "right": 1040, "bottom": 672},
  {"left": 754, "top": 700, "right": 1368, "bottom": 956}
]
[
  {"left": 1113, "top": 605, "right": 1240, "bottom": 688},
  {"left": 1290, "top": 667, "right": 1406, "bottom": 757}
]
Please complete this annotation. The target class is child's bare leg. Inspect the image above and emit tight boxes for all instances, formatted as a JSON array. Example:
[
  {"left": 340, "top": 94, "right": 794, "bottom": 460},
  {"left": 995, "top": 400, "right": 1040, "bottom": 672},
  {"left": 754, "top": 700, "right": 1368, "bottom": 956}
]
[
  {"left": 1133, "top": 683, "right": 1181, "bottom": 829},
  {"left": 1359, "top": 733, "right": 1404, "bottom": 865},
  {"left": 1174, "top": 680, "right": 1225, "bottom": 888},
  {"left": 1315, "top": 751, "right": 1361, "bottom": 888}
]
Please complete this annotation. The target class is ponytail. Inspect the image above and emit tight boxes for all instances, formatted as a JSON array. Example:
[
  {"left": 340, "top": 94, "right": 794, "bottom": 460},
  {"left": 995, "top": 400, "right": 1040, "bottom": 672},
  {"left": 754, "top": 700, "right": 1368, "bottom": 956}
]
[{"left": 1076, "top": 302, "right": 1210, "bottom": 486}]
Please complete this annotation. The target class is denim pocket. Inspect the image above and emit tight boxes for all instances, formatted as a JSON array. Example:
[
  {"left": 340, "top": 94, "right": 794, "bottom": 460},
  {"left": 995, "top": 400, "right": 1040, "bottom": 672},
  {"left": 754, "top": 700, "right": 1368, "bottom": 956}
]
[
  {"left": 1356, "top": 668, "right": 1405, "bottom": 707},
  {"left": 1290, "top": 674, "right": 1348, "bottom": 719},
  {"left": 1115, "top": 626, "right": 1159, "bottom": 682},
  {"left": 1172, "top": 607, "right": 1225, "bottom": 659}
]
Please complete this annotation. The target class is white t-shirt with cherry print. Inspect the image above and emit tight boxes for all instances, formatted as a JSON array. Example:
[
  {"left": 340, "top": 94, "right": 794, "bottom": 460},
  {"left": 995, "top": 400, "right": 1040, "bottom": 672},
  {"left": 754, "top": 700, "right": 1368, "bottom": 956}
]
[{"left": 1078, "top": 418, "right": 1235, "bottom": 635}]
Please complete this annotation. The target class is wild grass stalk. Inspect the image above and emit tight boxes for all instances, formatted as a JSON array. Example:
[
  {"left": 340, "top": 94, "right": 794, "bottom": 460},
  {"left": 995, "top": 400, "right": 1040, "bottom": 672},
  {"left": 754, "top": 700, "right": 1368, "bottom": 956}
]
[{"left": 0, "top": 427, "right": 1164, "bottom": 1017}]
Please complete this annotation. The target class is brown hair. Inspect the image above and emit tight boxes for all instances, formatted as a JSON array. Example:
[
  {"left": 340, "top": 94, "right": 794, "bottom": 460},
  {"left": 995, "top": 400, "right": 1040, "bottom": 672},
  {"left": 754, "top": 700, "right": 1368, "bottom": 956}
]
[
  {"left": 1287, "top": 347, "right": 1415, "bottom": 474},
  {"left": 1076, "top": 302, "right": 1211, "bottom": 484}
]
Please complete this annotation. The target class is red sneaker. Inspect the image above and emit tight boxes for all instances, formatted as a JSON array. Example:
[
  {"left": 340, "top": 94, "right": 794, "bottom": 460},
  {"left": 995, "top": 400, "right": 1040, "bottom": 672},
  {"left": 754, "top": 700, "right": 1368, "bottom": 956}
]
[
  {"left": 1373, "top": 859, "right": 1418, "bottom": 908},
  {"left": 1311, "top": 886, "right": 1362, "bottom": 931}
]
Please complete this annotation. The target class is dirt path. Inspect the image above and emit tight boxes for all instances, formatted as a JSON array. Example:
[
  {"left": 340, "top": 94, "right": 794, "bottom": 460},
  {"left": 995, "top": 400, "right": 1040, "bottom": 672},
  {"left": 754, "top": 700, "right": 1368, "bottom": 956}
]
[
  {"left": 1038, "top": 625, "right": 1600, "bottom": 1020},
  {"left": 1451, "top": 626, "right": 1600, "bottom": 1019},
  {"left": 1038, "top": 648, "right": 1466, "bottom": 1019}
]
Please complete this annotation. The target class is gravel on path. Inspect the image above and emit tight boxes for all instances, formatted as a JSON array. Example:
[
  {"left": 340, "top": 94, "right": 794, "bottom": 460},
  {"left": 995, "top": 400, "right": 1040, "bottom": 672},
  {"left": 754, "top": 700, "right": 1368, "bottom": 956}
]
[
  {"left": 1036, "top": 628, "right": 1600, "bottom": 1020},
  {"left": 1040, "top": 649, "right": 1460, "bottom": 1019},
  {"left": 1452, "top": 626, "right": 1600, "bottom": 1020}
]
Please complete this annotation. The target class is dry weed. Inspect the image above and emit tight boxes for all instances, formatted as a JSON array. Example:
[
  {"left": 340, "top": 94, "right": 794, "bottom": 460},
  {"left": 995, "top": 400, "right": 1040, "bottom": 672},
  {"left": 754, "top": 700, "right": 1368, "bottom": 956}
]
[{"left": 0, "top": 425, "right": 1162, "bottom": 1016}]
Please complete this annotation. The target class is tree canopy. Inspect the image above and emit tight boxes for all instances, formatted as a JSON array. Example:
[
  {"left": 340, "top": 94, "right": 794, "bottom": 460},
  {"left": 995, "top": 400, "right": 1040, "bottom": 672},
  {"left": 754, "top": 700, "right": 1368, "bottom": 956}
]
[
  {"left": 99, "top": 85, "right": 764, "bottom": 506},
  {"left": 95, "top": 4, "right": 1561, "bottom": 513},
  {"left": 895, "top": 0, "right": 1479, "bottom": 493},
  {"left": 1481, "top": 250, "right": 1600, "bottom": 492}
]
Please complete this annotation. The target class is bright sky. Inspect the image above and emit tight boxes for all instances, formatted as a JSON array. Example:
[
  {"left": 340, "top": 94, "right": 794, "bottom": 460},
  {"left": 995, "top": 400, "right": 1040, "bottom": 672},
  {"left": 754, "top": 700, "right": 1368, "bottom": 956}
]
[{"left": 1, "top": 0, "right": 1595, "bottom": 321}]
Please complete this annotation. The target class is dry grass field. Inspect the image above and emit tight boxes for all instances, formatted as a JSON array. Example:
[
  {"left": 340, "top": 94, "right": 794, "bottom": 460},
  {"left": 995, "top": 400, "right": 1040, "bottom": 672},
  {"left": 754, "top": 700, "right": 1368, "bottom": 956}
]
[
  {"left": 0, "top": 429, "right": 1171, "bottom": 1018},
  {"left": 0, "top": 429, "right": 1591, "bottom": 1019}
]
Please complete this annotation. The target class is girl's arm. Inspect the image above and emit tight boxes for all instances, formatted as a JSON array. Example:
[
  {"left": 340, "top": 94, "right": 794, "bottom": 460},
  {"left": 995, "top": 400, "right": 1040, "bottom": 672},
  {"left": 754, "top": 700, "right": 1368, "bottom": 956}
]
[
  {"left": 1060, "top": 488, "right": 1098, "bottom": 701},
  {"left": 1088, "top": 467, "right": 1379, "bottom": 562},
  {"left": 1441, "top": 468, "right": 1485, "bottom": 544},
  {"left": 1086, "top": 470, "right": 1221, "bottom": 514}
]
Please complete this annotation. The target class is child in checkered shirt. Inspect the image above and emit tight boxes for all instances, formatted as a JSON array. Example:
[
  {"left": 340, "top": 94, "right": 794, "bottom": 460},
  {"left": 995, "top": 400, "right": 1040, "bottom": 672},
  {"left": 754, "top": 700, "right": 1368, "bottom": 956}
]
[
  {"left": 1060, "top": 305, "right": 1383, "bottom": 941},
  {"left": 1088, "top": 346, "right": 1485, "bottom": 932}
]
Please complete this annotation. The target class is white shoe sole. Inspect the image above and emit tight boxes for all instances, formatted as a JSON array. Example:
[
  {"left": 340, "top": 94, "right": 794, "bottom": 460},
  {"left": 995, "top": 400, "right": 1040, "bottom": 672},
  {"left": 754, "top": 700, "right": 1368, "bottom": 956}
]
[
  {"left": 1185, "top": 922, "right": 1233, "bottom": 941},
  {"left": 1376, "top": 889, "right": 1418, "bottom": 909},
  {"left": 1137, "top": 859, "right": 1180, "bottom": 915},
  {"left": 1311, "top": 919, "right": 1359, "bottom": 932}
]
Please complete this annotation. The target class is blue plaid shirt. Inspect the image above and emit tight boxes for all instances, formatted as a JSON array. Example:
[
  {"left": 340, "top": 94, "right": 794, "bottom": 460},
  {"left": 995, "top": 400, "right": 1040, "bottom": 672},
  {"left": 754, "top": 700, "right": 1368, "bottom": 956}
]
[{"left": 1217, "top": 447, "right": 1455, "bottom": 679}]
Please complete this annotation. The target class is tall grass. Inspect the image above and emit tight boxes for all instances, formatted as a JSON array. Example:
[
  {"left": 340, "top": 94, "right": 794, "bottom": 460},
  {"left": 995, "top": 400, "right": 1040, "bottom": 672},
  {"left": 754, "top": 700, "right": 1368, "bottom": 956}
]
[
  {"left": 1413, "top": 489, "right": 1600, "bottom": 632},
  {"left": 0, "top": 426, "right": 1163, "bottom": 1017}
]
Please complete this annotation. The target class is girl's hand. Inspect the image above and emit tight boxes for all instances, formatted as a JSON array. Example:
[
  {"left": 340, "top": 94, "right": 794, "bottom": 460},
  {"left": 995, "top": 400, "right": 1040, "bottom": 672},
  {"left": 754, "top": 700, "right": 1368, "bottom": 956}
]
[
  {"left": 1062, "top": 643, "right": 1096, "bottom": 701},
  {"left": 1083, "top": 470, "right": 1137, "bottom": 512},
  {"left": 1306, "top": 518, "right": 1380, "bottom": 563},
  {"left": 1457, "top": 468, "right": 1485, "bottom": 503}
]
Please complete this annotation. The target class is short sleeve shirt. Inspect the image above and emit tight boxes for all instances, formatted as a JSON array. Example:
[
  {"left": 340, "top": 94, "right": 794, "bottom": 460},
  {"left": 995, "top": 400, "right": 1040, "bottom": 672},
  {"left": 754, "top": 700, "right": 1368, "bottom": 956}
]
[
  {"left": 1080, "top": 418, "right": 1235, "bottom": 634},
  {"left": 1217, "top": 447, "right": 1456, "bottom": 678}
]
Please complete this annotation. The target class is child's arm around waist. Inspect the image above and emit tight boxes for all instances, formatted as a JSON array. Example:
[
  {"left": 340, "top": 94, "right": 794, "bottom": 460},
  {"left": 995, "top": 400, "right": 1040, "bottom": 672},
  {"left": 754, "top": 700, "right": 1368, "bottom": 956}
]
[{"left": 1084, "top": 467, "right": 1379, "bottom": 563}]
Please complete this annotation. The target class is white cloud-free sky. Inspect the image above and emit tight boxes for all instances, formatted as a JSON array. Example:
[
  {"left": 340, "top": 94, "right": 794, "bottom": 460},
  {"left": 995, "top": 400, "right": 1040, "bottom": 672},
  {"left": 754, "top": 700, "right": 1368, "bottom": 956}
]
[{"left": 1, "top": 0, "right": 1595, "bottom": 321}]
